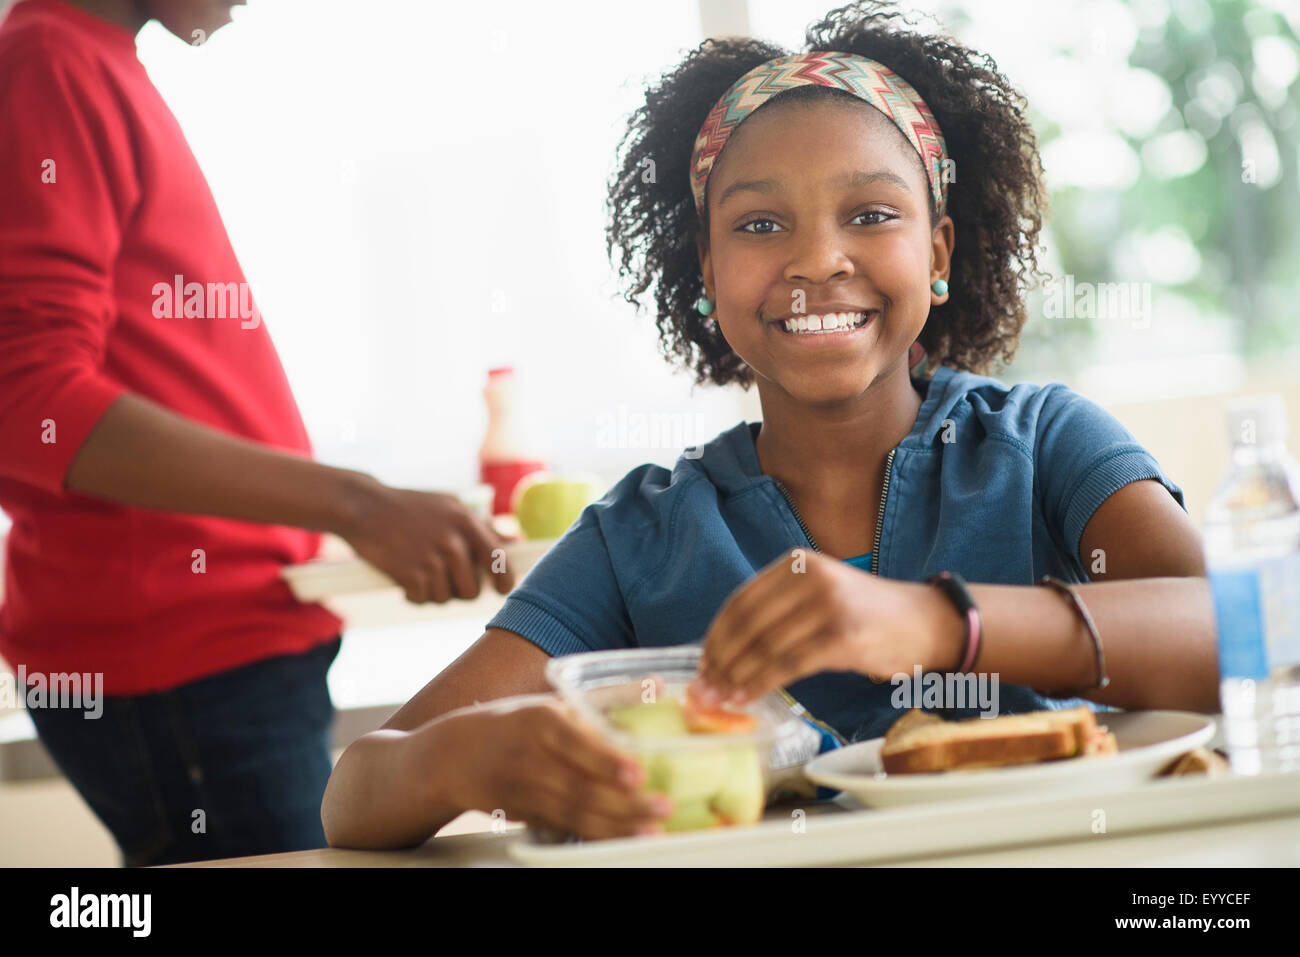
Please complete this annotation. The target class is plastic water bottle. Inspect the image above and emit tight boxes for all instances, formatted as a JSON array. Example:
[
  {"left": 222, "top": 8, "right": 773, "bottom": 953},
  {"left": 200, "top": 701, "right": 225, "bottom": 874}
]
[{"left": 1203, "top": 395, "right": 1300, "bottom": 775}]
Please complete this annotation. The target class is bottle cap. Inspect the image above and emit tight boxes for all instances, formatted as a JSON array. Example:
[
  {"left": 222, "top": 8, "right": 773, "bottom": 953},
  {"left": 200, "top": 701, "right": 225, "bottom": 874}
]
[{"left": 1225, "top": 394, "right": 1287, "bottom": 448}]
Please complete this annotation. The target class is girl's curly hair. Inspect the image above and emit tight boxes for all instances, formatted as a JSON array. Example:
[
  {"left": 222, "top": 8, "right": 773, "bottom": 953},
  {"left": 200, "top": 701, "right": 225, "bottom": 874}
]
[{"left": 606, "top": 1, "right": 1049, "bottom": 387}]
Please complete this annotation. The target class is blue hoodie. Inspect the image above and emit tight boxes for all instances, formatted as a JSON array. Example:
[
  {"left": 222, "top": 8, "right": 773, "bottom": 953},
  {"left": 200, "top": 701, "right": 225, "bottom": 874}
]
[{"left": 488, "top": 364, "right": 1186, "bottom": 745}]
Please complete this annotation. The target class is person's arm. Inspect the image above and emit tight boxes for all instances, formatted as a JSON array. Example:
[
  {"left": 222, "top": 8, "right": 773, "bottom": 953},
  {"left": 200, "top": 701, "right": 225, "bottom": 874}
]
[
  {"left": 0, "top": 44, "right": 140, "bottom": 497},
  {"left": 929, "top": 388, "right": 1216, "bottom": 710},
  {"left": 321, "top": 628, "right": 547, "bottom": 848},
  {"left": 323, "top": 493, "right": 666, "bottom": 848},
  {"left": 67, "top": 392, "right": 370, "bottom": 533},
  {"left": 697, "top": 479, "right": 1219, "bottom": 713},
  {"left": 63, "top": 393, "right": 512, "bottom": 602},
  {"left": 321, "top": 628, "right": 666, "bottom": 848},
  {"left": 923, "top": 477, "right": 1217, "bottom": 711}
]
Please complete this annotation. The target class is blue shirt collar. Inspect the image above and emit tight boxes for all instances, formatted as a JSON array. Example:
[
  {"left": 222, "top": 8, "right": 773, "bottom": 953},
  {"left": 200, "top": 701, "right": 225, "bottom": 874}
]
[{"left": 688, "top": 364, "right": 958, "bottom": 495}]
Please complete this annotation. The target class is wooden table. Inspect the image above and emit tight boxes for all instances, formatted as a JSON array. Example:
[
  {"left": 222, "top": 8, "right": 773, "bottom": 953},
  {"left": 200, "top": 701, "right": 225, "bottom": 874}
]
[{"left": 172, "top": 816, "right": 1300, "bottom": 868}]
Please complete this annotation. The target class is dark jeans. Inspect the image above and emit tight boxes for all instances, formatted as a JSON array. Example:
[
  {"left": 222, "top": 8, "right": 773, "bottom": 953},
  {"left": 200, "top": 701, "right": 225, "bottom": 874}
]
[{"left": 26, "top": 637, "right": 341, "bottom": 867}]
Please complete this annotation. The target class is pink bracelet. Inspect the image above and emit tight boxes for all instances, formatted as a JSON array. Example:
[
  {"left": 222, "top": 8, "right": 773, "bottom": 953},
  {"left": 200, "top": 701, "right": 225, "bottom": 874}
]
[
  {"left": 958, "top": 608, "right": 982, "bottom": 673},
  {"left": 926, "top": 571, "right": 983, "bottom": 673}
]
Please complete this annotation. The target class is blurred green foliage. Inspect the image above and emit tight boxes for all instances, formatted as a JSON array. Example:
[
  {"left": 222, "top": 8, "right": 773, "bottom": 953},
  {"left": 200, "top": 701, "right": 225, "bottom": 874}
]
[
  {"left": 1123, "top": 0, "right": 1297, "bottom": 353},
  {"left": 947, "top": 0, "right": 1299, "bottom": 375}
]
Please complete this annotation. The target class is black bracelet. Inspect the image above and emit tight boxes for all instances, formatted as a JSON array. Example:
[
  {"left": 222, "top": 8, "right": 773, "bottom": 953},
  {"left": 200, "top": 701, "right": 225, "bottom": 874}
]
[{"left": 926, "top": 571, "right": 982, "bottom": 673}]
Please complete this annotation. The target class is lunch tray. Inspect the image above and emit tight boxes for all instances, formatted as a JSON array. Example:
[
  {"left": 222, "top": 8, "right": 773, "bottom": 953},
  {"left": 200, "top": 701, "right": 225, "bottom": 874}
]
[{"left": 507, "top": 767, "right": 1300, "bottom": 867}]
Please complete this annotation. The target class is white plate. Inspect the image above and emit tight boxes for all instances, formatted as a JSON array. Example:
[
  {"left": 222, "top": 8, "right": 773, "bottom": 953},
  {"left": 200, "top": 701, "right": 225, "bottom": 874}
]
[{"left": 804, "top": 710, "right": 1216, "bottom": 808}]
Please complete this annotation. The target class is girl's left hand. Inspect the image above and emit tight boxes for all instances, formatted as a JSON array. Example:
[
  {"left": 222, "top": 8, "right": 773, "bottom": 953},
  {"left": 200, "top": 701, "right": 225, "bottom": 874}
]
[{"left": 690, "top": 550, "right": 963, "bottom": 707}]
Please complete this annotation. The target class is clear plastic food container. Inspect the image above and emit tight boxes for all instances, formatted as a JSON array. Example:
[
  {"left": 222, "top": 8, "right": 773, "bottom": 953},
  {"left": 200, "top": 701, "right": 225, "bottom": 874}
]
[{"left": 545, "top": 646, "right": 812, "bottom": 832}]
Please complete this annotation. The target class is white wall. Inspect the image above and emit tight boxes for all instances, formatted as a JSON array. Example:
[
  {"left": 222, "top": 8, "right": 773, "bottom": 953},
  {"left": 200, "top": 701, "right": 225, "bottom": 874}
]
[{"left": 133, "top": 0, "right": 748, "bottom": 492}]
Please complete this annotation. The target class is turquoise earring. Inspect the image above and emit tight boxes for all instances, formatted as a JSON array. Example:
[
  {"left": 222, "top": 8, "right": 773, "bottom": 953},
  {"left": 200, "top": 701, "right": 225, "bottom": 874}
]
[
  {"left": 931, "top": 279, "right": 949, "bottom": 297},
  {"left": 695, "top": 296, "right": 715, "bottom": 316}
]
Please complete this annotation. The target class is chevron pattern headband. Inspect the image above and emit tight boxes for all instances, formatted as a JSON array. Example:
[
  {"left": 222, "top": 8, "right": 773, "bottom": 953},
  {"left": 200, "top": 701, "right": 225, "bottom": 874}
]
[{"left": 689, "top": 52, "right": 949, "bottom": 217}]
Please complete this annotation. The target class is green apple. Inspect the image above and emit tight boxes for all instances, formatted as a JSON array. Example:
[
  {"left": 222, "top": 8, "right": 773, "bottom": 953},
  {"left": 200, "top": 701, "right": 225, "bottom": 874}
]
[
  {"left": 603, "top": 697, "right": 766, "bottom": 830},
  {"left": 643, "top": 748, "right": 729, "bottom": 802},
  {"left": 709, "top": 746, "right": 765, "bottom": 826},
  {"left": 606, "top": 699, "right": 689, "bottom": 737},
  {"left": 661, "top": 797, "right": 722, "bottom": 832},
  {"left": 511, "top": 472, "right": 604, "bottom": 540}
]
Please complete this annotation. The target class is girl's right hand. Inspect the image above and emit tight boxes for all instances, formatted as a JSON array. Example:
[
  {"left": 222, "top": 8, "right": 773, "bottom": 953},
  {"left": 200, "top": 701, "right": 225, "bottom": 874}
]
[{"left": 432, "top": 696, "right": 675, "bottom": 840}]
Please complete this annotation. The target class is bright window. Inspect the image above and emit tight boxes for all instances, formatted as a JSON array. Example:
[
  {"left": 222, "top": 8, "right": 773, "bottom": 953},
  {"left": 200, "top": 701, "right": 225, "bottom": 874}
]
[{"left": 136, "top": 0, "right": 744, "bottom": 490}]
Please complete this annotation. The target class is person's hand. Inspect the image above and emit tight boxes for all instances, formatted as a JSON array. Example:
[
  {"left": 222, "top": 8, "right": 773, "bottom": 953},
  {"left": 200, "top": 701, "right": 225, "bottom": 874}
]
[
  {"left": 338, "top": 480, "right": 516, "bottom": 603},
  {"left": 689, "top": 550, "right": 964, "bottom": 707},
  {"left": 433, "top": 695, "right": 674, "bottom": 840}
]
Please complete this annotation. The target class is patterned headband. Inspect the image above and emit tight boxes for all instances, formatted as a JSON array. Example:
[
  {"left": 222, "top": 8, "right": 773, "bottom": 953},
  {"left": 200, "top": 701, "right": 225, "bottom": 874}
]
[{"left": 689, "top": 51, "right": 949, "bottom": 217}]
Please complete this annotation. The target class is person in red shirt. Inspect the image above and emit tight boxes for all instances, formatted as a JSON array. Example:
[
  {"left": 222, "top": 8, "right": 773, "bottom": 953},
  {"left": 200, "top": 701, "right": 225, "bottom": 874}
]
[{"left": 0, "top": 0, "right": 515, "bottom": 866}]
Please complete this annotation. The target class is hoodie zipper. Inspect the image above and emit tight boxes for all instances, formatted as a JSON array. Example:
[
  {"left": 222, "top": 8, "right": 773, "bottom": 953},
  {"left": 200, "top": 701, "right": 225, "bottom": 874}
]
[
  {"left": 773, "top": 478, "right": 820, "bottom": 553},
  {"left": 871, "top": 448, "right": 896, "bottom": 575},
  {"left": 772, "top": 447, "right": 896, "bottom": 577}
]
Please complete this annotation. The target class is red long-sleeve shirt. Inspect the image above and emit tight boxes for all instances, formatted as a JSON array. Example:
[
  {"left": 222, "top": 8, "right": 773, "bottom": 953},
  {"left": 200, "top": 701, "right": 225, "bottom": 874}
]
[{"left": 0, "top": 0, "right": 341, "bottom": 695}]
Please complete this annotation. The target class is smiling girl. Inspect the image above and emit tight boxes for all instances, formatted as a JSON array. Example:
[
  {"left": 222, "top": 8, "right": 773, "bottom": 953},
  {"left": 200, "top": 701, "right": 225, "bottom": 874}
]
[{"left": 322, "top": 1, "right": 1218, "bottom": 848}]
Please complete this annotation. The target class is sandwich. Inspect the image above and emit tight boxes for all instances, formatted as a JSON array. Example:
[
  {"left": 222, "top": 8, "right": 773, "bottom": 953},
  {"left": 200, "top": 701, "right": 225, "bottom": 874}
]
[
  {"left": 1159, "top": 747, "right": 1229, "bottom": 777},
  {"left": 880, "top": 707, "right": 1118, "bottom": 774}
]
